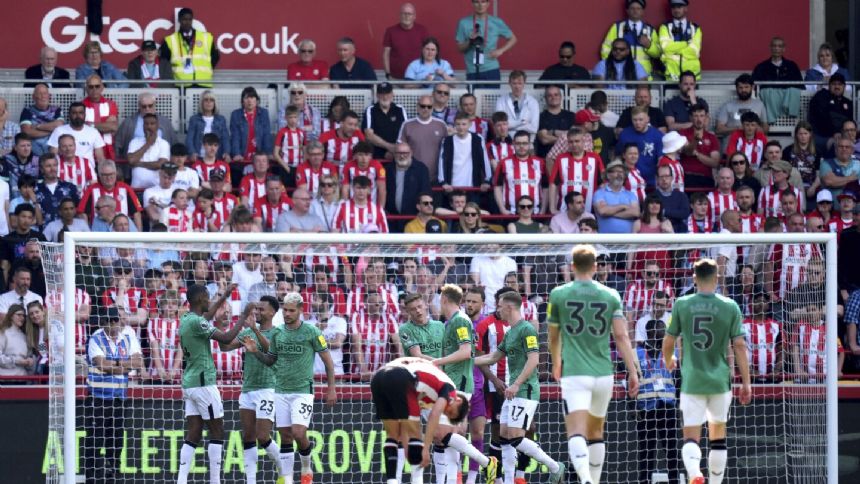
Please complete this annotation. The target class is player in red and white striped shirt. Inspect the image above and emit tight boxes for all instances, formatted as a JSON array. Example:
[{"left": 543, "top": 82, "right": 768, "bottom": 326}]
[
  {"left": 621, "top": 143, "right": 647, "bottom": 203},
  {"left": 486, "top": 112, "right": 513, "bottom": 171},
  {"left": 493, "top": 130, "right": 549, "bottom": 214},
  {"left": 273, "top": 105, "right": 306, "bottom": 174},
  {"left": 548, "top": 127, "right": 604, "bottom": 214},
  {"left": 253, "top": 177, "right": 292, "bottom": 232},
  {"left": 319, "top": 110, "right": 365, "bottom": 172},
  {"left": 765, "top": 224, "right": 822, "bottom": 300},
  {"left": 341, "top": 141, "right": 387, "bottom": 203},
  {"left": 742, "top": 293, "right": 782, "bottom": 382},
  {"left": 57, "top": 134, "right": 97, "bottom": 191},
  {"left": 239, "top": 152, "right": 271, "bottom": 211},
  {"left": 160, "top": 189, "right": 193, "bottom": 233},
  {"left": 147, "top": 291, "right": 183, "bottom": 381},
  {"left": 193, "top": 133, "right": 233, "bottom": 190},
  {"left": 333, "top": 175, "right": 389, "bottom": 233},
  {"left": 708, "top": 168, "right": 738, "bottom": 227},
  {"left": 725, "top": 112, "right": 767, "bottom": 169},
  {"left": 295, "top": 142, "right": 339, "bottom": 197},
  {"left": 624, "top": 261, "right": 674, "bottom": 322},
  {"left": 351, "top": 292, "right": 401, "bottom": 375}
]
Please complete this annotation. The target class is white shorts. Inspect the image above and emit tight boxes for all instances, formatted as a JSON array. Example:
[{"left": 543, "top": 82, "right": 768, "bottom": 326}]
[
  {"left": 238, "top": 388, "right": 276, "bottom": 421},
  {"left": 183, "top": 385, "right": 224, "bottom": 421},
  {"left": 275, "top": 393, "right": 315, "bottom": 428},
  {"left": 560, "top": 375, "right": 614, "bottom": 418},
  {"left": 438, "top": 392, "right": 471, "bottom": 427},
  {"left": 679, "top": 392, "right": 733, "bottom": 427},
  {"left": 499, "top": 397, "right": 539, "bottom": 430}
]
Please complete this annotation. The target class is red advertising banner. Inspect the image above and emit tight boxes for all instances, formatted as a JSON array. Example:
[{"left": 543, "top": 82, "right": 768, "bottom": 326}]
[{"left": 4, "top": 1, "right": 810, "bottom": 72}]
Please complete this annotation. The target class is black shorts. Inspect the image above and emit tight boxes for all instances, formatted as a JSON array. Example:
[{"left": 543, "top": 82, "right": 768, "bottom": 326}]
[
  {"left": 371, "top": 366, "right": 417, "bottom": 421},
  {"left": 485, "top": 390, "right": 505, "bottom": 423}
]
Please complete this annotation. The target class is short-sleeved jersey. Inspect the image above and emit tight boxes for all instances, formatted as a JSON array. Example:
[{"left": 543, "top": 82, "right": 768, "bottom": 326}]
[
  {"left": 666, "top": 292, "right": 744, "bottom": 394},
  {"left": 442, "top": 310, "right": 475, "bottom": 393},
  {"left": 268, "top": 322, "right": 328, "bottom": 394},
  {"left": 498, "top": 320, "right": 540, "bottom": 400},
  {"left": 179, "top": 311, "right": 217, "bottom": 389},
  {"left": 399, "top": 319, "right": 445, "bottom": 359},
  {"left": 547, "top": 280, "right": 624, "bottom": 377},
  {"left": 239, "top": 326, "right": 278, "bottom": 392}
]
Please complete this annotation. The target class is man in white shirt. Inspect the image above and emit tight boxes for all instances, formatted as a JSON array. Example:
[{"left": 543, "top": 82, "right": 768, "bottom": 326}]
[
  {"left": 127, "top": 113, "right": 171, "bottom": 189},
  {"left": 550, "top": 191, "right": 595, "bottom": 234},
  {"left": 0, "top": 266, "right": 43, "bottom": 319},
  {"left": 494, "top": 70, "right": 539, "bottom": 136},
  {"left": 714, "top": 209, "right": 742, "bottom": 292},
  {"left": 43, "top": 197, "right": 90, "bottom": 242},
  {"left": 307, "top": 291, "right": 347, "bottom": 375},
  {"left": 47, "top": 102, "right": 106, "bottom": 165},
  {"left": 232, "top": 253, "right": 263, "bottom": 297},
  {"left": 168, "top": 142, "right": 200, "bottom": 198},
  {"left": 142, "top": 162, "right": 179, "bottom": 223},
  {"left": 438, "top": 112, "right": 491, "bottom": 194},
  {"left": 470, "top": 242, "right": 518, "bottom": 311},
  {"left": 634, "top": 290, "right": 672, "bottom": 342}
]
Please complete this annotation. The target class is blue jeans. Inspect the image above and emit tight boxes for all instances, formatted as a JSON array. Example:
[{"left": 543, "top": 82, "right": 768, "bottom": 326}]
[{"left": 466, "top": 69, "right": 501, "bottom": 90}]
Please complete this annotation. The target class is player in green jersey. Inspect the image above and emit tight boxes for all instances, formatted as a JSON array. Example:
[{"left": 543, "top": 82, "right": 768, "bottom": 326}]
[
  {"left": 662, "top": 258, "right": 751, "bottom": 484},
  {"left": 177, "top": 283, "right": 249, "bottom": 484},
  {"left": 214, "top": 295, "right": 281, "bottom": 484},
  {"left": 548, "top": 245, "right": 640, "bottom": 484},
  {"left": 432, "top": 284, "right": 499, "bottom": 484},
  {"left": 400, "top": 293, "right": 446, "bottom": 360},
  {"left": 477, "top": 290, "right": 566, "bottom": 484},
  {"left": 243, "top": 292, "right": 337, "bottom": 484}
]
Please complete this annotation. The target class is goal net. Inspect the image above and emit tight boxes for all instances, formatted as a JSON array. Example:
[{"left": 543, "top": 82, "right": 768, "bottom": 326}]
[{"left": 42, "top": 232, "right": 838, "bottom": 484}]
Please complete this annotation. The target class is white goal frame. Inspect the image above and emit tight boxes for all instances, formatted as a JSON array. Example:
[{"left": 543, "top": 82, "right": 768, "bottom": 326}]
[{"left": 58, "top": 232, "right": 839, "bottom": 484}]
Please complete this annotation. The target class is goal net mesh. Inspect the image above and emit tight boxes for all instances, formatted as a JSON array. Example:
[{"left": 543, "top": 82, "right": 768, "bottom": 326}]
[{"left": 42, "top": 238, "right": 832, "bottom": 483}]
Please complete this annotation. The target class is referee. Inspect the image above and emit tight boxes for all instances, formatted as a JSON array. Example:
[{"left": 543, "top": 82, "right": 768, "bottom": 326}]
[{"left": 84, "top": 308, "right": 144, "bottom": 483}]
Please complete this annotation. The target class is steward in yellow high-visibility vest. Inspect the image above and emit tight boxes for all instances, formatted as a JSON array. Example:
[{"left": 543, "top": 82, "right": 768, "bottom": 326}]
[
  {"left": 159, "top": 7, "right": 220, "bottom": 87},
  {"left": 658, "top": 0, "right": 702, "bottom": 81},
  {"left": 600, "top": 0, "right": 661, "bottom": 77}
]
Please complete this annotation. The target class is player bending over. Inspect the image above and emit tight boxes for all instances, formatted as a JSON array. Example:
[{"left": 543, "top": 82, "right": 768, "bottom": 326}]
[
  {"left": 476, "top": 290, "right": 566, "bottom": 484},
  {"left": 178, "top": 283, "right": 250, "bottom": 484},
  {"left": 548, "top": 244, "right": 640, "bottom": 484},
  {"left": 433, "top": 284, "right": 499, "bottom": 484},
  {"left": 662, "top": 258, "right": 752, "bottom": 484},
  {"left": 215, "top": 296, "right": 281, "bottom": 484},
  {"left": 243, "top": 292, "right": 337, "bottom": 484},
  {"left": 371, "top": 357, "right": 471, "bottom": 484}
]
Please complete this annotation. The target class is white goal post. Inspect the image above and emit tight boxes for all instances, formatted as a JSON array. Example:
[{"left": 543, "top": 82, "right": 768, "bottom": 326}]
[{"left": 50, "top": 232, "right": 838, "bottom": 484}]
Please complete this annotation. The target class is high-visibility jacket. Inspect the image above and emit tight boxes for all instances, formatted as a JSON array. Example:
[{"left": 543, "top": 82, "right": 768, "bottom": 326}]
[
  {"left": 164, "top": 30, "right": 214, "bottom": 86},
  {"left": 600, "top": 20, "right": 661, "bottom": 76},
  {"left": 658, "top": 20, "right": 702, "bottom": 81}
]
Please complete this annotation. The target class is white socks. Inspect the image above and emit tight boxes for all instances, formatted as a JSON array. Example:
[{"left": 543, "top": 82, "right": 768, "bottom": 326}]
[
  {"left": 682, "top": 440, "right": 703, "bottom": 479},
  {"left": 446, "top": 433, "right": 490, "bottom": 468},
  {"left": 587, "top": 440, "right": 605, "bottom": 483},
  {"left": 433, "top": 446, "right": 447, "bottom": 484},
  {"left": 515, "top": 438, "right": 559, "bottom": 473},
  {"left": 397, "top": 447, "right": 406, "bottom": 483},
  {"left": 501, "top": 442, "right": 517, "bottom": 484},
  {"left": 207, "top": 441, "right": 223, "bottom": 484},
  {"left": 709, "top": 439, "right": 728, "bottom": 484},
  {"left": 445, "top": 446, "right": 461, "bottom": 484},
  {"left": 262, "top": 440, "right": 281, "bottom": 474},
  {"left": 177, "top": 441, "right": 196, "bottom": 484},
  {"left": 278, "top": 448, "right": 295, "bottom": 483},
  {"left": 568, "top": 435, "right": 591, "bottom": 483},
  {"left": 243, "top": 443, "right": 257, "bottom": 484}
]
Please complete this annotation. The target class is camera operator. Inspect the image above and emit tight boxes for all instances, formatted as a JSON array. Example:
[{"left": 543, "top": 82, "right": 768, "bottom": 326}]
[{"left": 456, "top": 0, "right": 517, "bottom": 88}]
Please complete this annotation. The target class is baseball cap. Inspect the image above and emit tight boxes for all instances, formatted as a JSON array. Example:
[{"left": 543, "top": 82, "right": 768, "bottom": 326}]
[
  {"left": 830, "top": 73, "right": 847, "bottom": 84},
  {"left": 425, "top": 219, "right": 443, "bottom": 234},
  {"left": 816, "top": 189, "right": 833, "bottom": 203},
  {"left": 838, "top": 190, "right": 857, "bottom": 201},
  {"left": 575, "top": 109, "right": 600, "bottom": 125},
  {"left": 209, "top": 168, "right": 226, "bottom": 181},
  {"left": 141, "top": 40, "right": 158, "bottom": 51},
  {"left": 161, "top": 161, "right": 178, "bottom": 174},
  {"left": 376, "top": 82, "right": 394, "bottom": 94},
  {"left": 626, "top": 0, "right": 646, "bottom": 7},
  {"left": 670, "top": 0, "right": 689, "bottom": 5}
]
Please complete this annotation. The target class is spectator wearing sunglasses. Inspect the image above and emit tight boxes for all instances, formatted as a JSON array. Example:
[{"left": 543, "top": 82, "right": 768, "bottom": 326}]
[
  {"left": 539, "top": 41, "right": 591, "bottom": 87},
  {"left": 405, "top": 192, "right": 448, "bottom": 234},
  {"left": 287, "top": 39, "right": 330, "bottom": 84}
]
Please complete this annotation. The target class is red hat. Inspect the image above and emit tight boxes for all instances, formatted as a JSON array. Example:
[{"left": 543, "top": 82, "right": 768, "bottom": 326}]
[{"left": 575, "top": 109, "right": 600, "bottom": 125}]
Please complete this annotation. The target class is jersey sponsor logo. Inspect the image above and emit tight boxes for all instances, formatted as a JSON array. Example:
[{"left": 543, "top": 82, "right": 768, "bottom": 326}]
[
  {"left": 317, "top": 335, "right": 328, "bottom": 349},
  {"left": 276, "top": 342, "right": 307, "bottom": 354},
  {"left": 456, "top": 327, "right": 469, "bottom": 341},
  {"left": 422, "top": 342, "right": 442, "bottom": 353},
  {"left": 525, "top": 335, "right": 538, "bottom": 349}
]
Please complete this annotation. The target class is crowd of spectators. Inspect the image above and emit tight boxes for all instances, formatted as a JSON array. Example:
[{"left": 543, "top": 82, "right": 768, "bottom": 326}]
[{"left": 0, "top": 1, "right": 857, "bottom": 385}]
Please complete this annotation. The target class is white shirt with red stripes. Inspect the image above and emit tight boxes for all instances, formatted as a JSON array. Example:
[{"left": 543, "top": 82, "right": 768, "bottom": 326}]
[
  {"left": 79, "top": 182, "right": 141, "bottom": 221},
  {"left": 59, "top": 156, "right": 97, "bottom": 191},
  {"left": 342, "top": 160, "right": 387, "bottom": 203},
  {"left": 707, "top": 190, "right": 737, "bottom": 226},
  {"left": 147, "top": 317, "right": 181, "bottom": 376},
  {"left": 239, "top": 174, "right": 268, "bottom": 212},
  {"left": 549, "top": 152, "right": 604, "bottom": 213},
  {"left": 743, "top": 318, "right": 781, "bottom": 378},
  {"left": 486, "top": 139, "right": 513, "bottom": 163},
  {"left": 623, "top": 279, "right": 674, "bottom": 320},
  {"left": 333, "top": 200, "right": 389, "bottom": 233},
  {"left": 657, "top": 156, "right": 685, "bottom": 192},
  {"left": 493, "top": 155, "right": 547, "bottom": 213},
  {"left": 319, "top": 129, "right": 365, "bottom": 168},
  {"left": 192, "top": 208, "right": 224, "bottom": 232},
  {"left": 792, "top": 321, "right": 827, "bottom": 377},
  {"left": 295, "top": 161, "right": 339, "bottom": 196},
  {"left": 161, "top": 205, "right": 193, "bottom": 232},
  {"left": 275, "top": 127, "right": 306, "bottom": 167},
  {"left": 346, "top": 285, "right": 400, "bottom": 319},
  {"left": 758, "top": 184, "right": 802, "bottom": 218},
  {"left": 476, "top": 314, "right": 509, "bottom": 391},
  {"left": 767, "top": 243, "right": 822, "bottom": 299},
  {"left": 350, "top": 311, "right": 399, "bottom": 373},
  {"left": 193, "top": 160, "right": 232, "bottom": 185},
  {"left": 739, "top": 212, "right": 764, "bottom": 233},
  {"left": 625, "top": 167, "right": 647, "bottom": 204},
  {"left": 212, "top": 193, "right": 239, "bottom": 224},
  {"left": 254, "top": 196, "right": 292, "bottom": 231},
  {"left": 210, "top": 338, "right": 244, "bottom": 381},
  {"left": 469, "top": 118, "right": 490, "bottom": 137}
]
